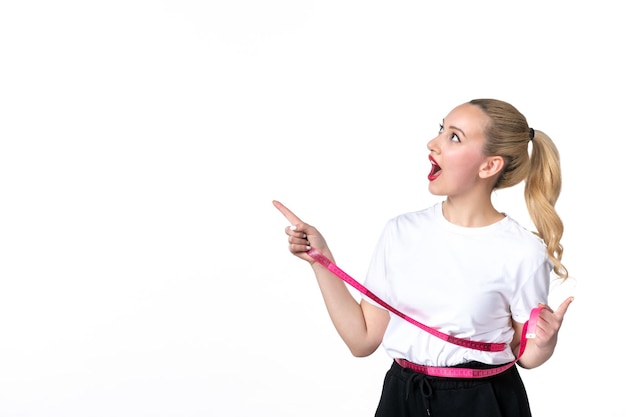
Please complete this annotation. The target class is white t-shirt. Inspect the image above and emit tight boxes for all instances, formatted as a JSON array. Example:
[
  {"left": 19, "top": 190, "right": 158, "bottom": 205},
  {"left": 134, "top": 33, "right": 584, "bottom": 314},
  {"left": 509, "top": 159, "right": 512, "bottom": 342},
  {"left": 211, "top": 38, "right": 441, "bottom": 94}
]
[{"left": 363, "top": 201, "right": 551, "bottom": 366}]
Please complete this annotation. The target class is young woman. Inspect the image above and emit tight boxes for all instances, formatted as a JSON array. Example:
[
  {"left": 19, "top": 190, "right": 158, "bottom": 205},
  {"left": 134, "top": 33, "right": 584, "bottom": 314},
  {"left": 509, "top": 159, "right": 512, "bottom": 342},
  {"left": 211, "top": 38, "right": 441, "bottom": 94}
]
[{"left": 273, "top": 98, "right": 573, "bottom": 417}]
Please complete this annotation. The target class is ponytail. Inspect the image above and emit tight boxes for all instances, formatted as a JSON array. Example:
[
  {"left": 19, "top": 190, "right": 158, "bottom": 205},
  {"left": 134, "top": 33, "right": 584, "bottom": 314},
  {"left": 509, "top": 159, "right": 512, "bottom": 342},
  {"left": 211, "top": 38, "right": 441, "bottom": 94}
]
[{"left": 524, "top": 130, "right": 568, "bottom": 279}]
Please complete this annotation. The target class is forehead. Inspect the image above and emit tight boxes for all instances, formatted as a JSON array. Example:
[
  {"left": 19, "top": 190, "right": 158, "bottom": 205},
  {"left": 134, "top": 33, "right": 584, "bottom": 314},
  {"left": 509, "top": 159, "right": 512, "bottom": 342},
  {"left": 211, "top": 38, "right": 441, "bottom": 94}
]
[{"left": 445, "top": 103, "right": 490, "bottom": 138}]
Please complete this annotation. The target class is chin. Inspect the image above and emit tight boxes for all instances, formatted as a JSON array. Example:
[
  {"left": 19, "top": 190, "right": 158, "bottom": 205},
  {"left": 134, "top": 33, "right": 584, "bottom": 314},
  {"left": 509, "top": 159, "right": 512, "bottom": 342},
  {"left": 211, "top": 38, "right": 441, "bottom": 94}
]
[{"left": 428, "top": 183, "right": 445, "bottom": 196}]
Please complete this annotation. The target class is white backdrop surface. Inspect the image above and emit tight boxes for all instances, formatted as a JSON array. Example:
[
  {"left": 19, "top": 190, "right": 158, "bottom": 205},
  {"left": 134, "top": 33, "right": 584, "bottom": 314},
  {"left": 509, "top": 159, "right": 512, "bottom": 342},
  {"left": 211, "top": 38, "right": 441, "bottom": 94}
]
[{"left": 0, "top": 1, "right": 623, "bottom": 416}]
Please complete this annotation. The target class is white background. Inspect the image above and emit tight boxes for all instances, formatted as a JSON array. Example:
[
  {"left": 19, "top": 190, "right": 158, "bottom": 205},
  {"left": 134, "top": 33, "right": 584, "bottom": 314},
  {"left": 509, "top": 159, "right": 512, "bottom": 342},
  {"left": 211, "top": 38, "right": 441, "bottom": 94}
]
[{"left": 0, "top": 1, "right": 623, "bottom": 416}]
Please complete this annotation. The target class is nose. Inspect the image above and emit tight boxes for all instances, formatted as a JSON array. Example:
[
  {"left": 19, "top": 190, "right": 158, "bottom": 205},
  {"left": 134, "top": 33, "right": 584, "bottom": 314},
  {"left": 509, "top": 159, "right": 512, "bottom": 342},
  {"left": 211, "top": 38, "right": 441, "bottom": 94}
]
[{"left": 427, "top": 135, "right": 439, "bottom": 153}]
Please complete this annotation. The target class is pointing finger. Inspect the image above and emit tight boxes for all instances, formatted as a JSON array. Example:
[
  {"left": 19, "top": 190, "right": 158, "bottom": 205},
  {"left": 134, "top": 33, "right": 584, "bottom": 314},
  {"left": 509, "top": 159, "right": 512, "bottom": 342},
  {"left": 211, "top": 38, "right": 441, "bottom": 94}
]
[{"left": 272, "top": 200, "right": 304, "bottom": 226}]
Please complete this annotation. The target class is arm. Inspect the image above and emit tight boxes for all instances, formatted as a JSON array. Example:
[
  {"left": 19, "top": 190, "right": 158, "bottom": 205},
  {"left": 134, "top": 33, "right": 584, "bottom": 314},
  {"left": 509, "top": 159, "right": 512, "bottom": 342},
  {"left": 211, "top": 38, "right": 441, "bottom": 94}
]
[
  {"left": 513, "top": 297, "right": 574, "bottom": 369},
  {"left": 312, "top": 259, "right": 390, "bottom": 357},
  {"left": 273, "top": 200, "right": 390, "bottom": 357}
]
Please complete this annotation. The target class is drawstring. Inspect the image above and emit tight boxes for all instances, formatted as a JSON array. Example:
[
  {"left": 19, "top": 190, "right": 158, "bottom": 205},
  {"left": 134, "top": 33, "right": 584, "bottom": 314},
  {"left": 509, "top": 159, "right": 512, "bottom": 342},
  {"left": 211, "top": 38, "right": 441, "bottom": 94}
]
[
  {"left": 404, "top": 371, "right": 433, "bottom": 415},
  {"left": 420, "top": 378, "right": 433, "bottom": 416}
]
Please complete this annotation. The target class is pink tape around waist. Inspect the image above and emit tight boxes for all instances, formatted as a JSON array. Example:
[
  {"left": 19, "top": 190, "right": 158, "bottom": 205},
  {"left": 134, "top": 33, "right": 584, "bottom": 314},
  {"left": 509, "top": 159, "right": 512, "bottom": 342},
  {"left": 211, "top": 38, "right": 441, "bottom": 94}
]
[{"left": 307, "top": 247, "right": 542, "bottom": 378}]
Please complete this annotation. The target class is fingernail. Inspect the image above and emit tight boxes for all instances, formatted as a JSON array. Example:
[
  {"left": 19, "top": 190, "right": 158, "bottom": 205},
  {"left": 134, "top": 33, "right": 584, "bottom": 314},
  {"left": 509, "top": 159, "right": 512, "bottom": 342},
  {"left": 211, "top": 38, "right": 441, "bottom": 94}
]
[
  {"left": 289, "top": 225, "right": 296, "bottom": 231},
  {"left": 306, "top": 245, "right": 311, "bottom": 250},
  {"left": 302, "top": 233, "right": 307, "bottom": 239}
]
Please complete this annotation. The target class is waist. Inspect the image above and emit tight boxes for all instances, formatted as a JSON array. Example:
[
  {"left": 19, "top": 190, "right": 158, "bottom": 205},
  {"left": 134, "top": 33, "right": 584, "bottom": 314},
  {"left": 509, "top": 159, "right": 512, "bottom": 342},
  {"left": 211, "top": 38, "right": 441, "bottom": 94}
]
[{"left": 394, "top": 358, "right": 515, "bottom": 379}]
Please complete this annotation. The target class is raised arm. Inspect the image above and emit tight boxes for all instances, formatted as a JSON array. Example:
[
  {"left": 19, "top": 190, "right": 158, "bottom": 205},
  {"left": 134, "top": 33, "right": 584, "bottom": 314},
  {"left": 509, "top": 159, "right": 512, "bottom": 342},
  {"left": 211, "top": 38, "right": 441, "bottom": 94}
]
[{"left": 273, "top": 200, "right": 389, "bottom": 357}]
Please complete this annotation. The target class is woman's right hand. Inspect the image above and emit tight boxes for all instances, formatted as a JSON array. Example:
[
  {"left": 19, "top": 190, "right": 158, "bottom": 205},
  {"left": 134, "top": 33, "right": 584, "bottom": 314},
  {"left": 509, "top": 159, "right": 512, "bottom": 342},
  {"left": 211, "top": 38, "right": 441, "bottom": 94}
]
[
  {"left": 272, "top": 200, "right": 330, "bottom": 264},
  {"left": 273, "top": 200, "right": 388, "bottom": 356}
]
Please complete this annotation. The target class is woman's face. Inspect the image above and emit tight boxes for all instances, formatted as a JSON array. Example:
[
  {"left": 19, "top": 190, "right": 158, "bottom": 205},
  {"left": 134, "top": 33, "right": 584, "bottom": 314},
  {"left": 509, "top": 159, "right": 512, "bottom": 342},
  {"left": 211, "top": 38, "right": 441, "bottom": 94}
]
[{"left": 426, "top": 103, "right": 492, "bottom": 197}]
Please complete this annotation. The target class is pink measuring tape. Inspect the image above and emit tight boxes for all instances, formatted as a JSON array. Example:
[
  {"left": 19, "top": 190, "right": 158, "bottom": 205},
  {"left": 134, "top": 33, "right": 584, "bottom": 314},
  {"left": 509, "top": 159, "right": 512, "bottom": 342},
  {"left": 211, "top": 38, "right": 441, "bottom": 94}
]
[{"left": 307, "top": 247, "right": 542, "bottom": 378}]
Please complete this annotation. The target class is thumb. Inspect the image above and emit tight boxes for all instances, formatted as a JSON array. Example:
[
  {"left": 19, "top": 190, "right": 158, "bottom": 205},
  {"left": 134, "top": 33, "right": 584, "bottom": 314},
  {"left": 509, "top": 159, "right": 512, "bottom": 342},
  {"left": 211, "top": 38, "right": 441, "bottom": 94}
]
[{"left": 554, "top": 296, "right": 574, "bottom": 320}]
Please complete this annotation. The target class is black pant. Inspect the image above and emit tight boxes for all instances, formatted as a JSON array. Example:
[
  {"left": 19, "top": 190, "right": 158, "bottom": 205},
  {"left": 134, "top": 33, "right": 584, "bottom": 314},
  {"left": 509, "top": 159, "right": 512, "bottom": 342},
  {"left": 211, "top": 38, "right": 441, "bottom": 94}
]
[{"left": 374, "top": 361, "right": 532, "bottom": 417}]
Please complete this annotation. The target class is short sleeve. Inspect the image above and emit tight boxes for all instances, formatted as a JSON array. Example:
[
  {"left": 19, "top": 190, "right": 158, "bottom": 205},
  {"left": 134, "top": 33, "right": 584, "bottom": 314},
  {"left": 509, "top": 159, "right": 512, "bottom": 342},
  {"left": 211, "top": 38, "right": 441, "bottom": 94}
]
[
  {"left": 361, "top": 220, "right": 392, "bottom": 307},
  {"left": 510, "top": 259, "right": 551, "bottom": 323}
]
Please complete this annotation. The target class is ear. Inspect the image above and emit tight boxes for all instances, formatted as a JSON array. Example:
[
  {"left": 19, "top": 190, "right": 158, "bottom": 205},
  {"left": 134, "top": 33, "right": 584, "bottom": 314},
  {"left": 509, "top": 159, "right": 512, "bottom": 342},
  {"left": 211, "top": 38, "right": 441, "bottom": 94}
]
[{"left": 479, "top": 156, "right": 505, "bottom": 179}]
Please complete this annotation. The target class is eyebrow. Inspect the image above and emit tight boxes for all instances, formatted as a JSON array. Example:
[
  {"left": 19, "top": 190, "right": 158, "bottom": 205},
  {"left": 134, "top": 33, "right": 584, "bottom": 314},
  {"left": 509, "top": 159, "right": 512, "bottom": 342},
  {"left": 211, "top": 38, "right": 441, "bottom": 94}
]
[{"left": 442, "top": 119, "right": 467, "bottom": 138}]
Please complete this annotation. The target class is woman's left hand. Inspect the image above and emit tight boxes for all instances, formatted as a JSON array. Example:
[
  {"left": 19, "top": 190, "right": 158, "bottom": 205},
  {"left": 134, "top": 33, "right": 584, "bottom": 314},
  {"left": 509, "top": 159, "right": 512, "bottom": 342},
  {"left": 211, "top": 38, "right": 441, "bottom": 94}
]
[{"left": 533, "top": 296, "right": 574, "bottom": 350}]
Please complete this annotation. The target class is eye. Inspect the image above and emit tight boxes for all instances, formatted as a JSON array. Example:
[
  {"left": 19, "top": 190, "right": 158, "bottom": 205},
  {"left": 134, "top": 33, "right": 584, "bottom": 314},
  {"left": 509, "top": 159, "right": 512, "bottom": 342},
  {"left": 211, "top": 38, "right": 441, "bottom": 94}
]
[{"left": 439, "top": 123, "right": 461, "bottom": 142}]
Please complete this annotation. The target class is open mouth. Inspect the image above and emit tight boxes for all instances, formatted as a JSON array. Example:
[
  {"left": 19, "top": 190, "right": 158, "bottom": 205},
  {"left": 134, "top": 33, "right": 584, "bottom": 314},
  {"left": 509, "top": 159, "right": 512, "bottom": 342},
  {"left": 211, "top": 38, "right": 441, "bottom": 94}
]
[{"left": 428, "top": 155, "right": 441, "bottom": 181}]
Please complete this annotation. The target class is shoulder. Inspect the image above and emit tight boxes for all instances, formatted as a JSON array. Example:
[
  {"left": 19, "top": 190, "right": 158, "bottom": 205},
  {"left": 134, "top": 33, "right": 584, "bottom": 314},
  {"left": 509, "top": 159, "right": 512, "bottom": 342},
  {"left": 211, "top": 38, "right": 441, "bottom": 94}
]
[
  {"left": 499, "top": 216, "right": 549, "bottom": 261},
  {"left": 387, "top": 202, "right": 440, "bottom": 228},
  {"left": 377, "top": 203, "right": 441, "bottom": 246}
]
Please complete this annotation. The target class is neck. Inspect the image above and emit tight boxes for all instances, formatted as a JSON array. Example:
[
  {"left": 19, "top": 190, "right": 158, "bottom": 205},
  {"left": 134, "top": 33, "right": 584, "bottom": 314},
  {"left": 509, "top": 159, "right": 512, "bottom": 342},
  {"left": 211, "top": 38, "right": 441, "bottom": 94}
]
[{"left": 441, "top": 197, "right": 504, "bottom": 227}]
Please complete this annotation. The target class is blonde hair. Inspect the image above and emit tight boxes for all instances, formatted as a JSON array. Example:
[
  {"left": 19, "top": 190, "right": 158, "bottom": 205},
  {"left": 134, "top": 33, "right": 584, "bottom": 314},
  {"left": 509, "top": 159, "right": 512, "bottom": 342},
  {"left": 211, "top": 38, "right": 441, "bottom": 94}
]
[{"left": 470, "top": 99, "right": 568, "bottom": 279}]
